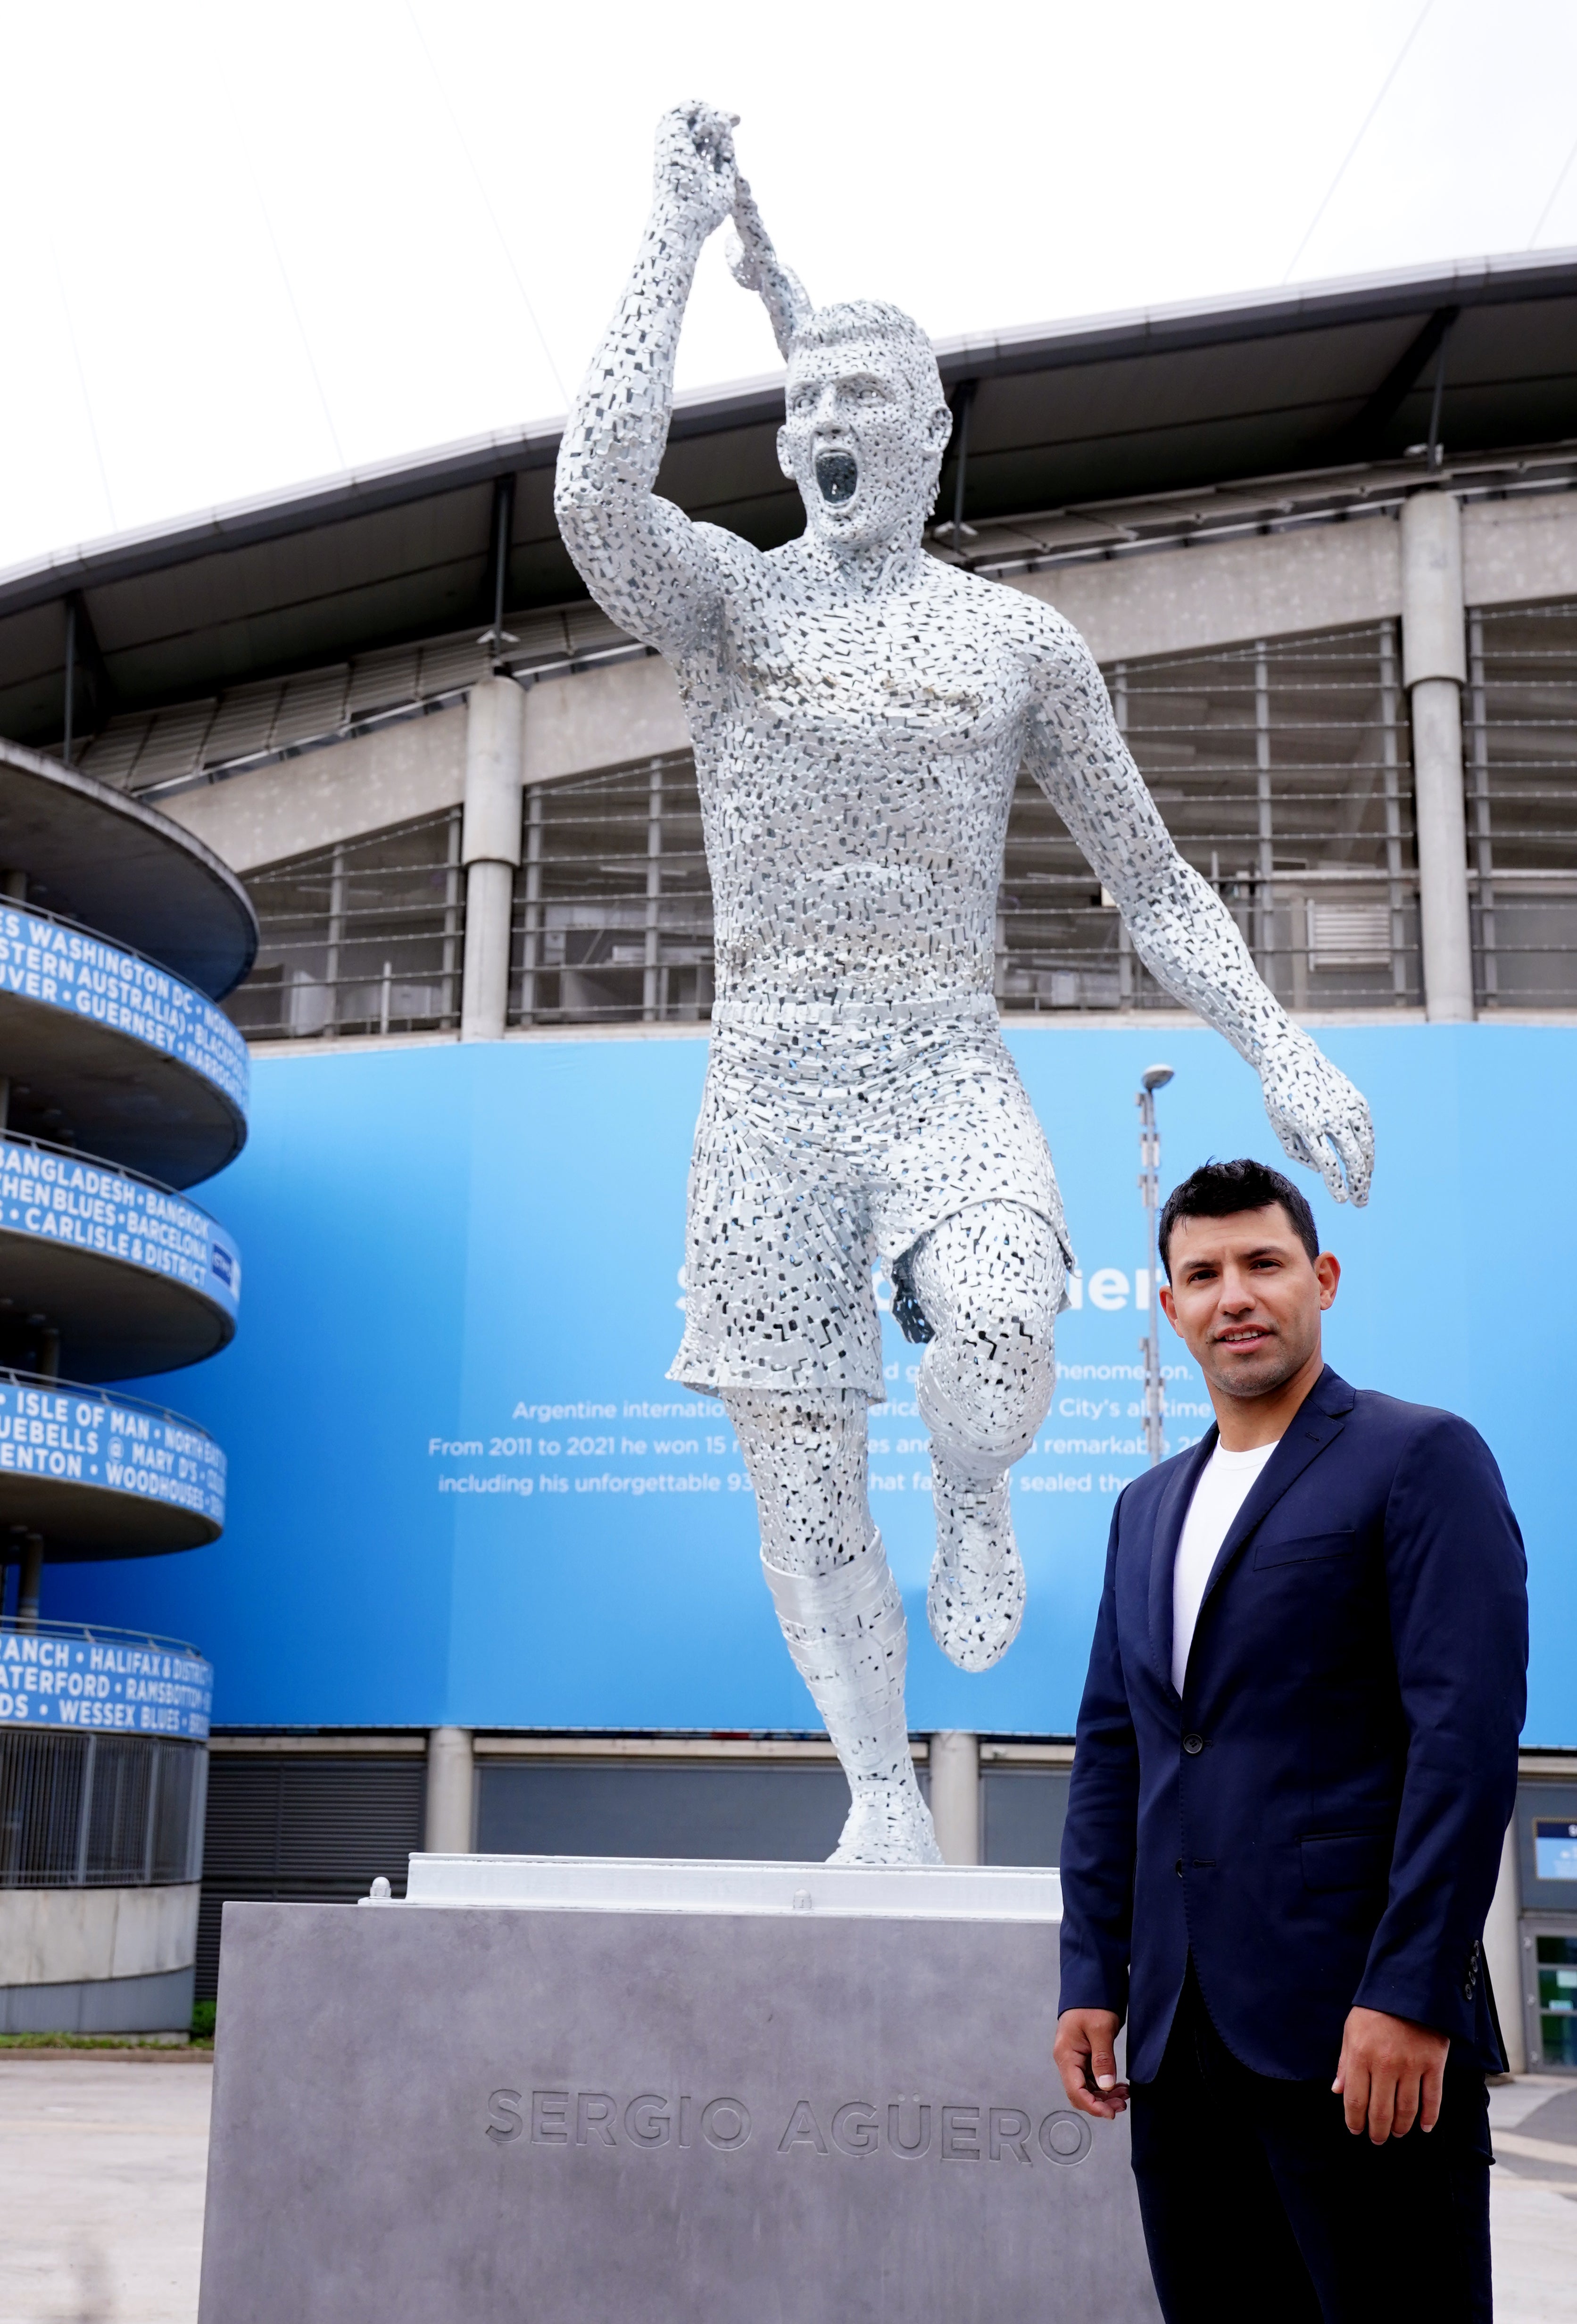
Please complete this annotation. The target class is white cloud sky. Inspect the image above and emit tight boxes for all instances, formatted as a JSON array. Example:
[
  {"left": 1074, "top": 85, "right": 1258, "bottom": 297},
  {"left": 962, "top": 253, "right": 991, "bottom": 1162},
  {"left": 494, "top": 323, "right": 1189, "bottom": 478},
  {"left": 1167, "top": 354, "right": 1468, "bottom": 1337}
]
[{"left": 1, "top": 0, "right": 1573, "bottom": 573}]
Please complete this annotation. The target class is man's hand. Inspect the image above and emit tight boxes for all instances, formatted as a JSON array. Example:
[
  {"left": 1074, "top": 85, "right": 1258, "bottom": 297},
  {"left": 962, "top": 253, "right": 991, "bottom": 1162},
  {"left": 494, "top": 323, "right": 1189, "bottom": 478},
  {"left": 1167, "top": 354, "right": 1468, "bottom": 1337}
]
[
  {"left": 1259, "top": 1026, "right": 1375, "bottom": 1206},
  {"left": 1333, "top": 2006, "right": 1449, "bottom": 2142},
  {"left": 1053, "top": 2009, "right": 1129, "bottom": 2120},
  {"left": 653, "top": 102, "right": 739, "bottom": 235}
]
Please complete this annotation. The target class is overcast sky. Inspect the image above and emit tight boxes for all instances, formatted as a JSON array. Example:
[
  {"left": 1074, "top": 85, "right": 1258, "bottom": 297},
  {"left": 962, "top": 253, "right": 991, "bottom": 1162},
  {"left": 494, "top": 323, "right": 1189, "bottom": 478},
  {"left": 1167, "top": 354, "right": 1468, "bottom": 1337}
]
[{"left": 3, "top": 0, "right": 1574, "bottom": 575}]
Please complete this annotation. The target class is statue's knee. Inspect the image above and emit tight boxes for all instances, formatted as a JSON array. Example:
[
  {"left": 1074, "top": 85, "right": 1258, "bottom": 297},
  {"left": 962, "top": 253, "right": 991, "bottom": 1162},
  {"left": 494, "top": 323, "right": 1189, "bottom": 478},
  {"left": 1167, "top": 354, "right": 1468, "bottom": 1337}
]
[
  {"left": 930, "top": 1299, "right": 1055, "bottom": 1386},
  {"left": 917, "top": 1317, "right": 1052, "bottom": 1467},
  {"left": 907, "top": 1207, "right": 1063, "bottom": 1328}
]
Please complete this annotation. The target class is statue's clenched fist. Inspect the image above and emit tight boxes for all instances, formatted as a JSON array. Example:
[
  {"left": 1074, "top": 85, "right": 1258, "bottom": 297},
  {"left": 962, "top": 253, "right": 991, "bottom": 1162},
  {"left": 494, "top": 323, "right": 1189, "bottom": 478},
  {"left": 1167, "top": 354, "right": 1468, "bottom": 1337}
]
[
  {"left": 1259, "top": 1026, "right": 1375, "bottom": 1207},
  {"left": 653, "top": 101, "right": 739, "bottom": 233}
]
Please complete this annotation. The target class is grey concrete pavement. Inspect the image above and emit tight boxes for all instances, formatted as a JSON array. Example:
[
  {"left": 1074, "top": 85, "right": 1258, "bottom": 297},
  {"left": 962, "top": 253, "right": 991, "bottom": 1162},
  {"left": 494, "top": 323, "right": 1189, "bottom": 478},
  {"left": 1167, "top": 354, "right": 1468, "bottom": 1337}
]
[
  {"left": 0, "top": 2053, "right": 1570, "bottom": 2323},
  {"left": 0, "top": 2055, "right": 211, "bottom": 2324},
  {"left": 1490, "top": 2076, "right": 1577, "bottom": 2323}
]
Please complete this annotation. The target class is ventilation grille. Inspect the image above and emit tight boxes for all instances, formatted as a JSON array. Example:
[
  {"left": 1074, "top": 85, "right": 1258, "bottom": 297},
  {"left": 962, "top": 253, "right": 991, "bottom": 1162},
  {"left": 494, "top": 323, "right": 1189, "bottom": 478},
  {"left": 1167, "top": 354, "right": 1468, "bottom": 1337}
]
[{"left": 197, "top": 1754, "right": 424, "bottom": 2001}]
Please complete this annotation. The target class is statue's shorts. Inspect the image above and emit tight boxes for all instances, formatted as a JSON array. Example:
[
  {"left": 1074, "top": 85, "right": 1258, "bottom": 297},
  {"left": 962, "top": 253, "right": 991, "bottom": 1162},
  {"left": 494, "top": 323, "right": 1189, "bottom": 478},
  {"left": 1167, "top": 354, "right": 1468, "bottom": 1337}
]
[{"left": 669, "top": 996, "right": 1074, "bottom": 1402}]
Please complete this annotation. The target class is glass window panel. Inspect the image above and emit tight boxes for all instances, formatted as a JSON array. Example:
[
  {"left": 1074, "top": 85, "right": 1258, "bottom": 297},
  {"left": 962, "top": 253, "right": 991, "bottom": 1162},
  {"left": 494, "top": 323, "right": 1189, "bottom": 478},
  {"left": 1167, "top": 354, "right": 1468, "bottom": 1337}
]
[{"left": 1535, "top": 1932, "right": 1577, "bottom": 2068}]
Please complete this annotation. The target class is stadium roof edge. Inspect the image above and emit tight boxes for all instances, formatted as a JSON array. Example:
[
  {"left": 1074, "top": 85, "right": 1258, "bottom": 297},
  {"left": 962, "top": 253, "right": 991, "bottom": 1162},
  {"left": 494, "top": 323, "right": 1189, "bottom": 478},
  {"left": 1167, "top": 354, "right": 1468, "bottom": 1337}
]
[{"left": 3, "top": 243, "right": 1573, "bottom": 622}]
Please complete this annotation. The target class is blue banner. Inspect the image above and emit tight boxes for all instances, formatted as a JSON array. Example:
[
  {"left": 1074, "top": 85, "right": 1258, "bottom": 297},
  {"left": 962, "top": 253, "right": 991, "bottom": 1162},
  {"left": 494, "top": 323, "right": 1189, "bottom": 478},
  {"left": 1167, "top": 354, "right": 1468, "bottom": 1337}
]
[
  {"left": 43, "top": 1024, "right": 1577, "bottom": 1745},
  {"left": 0, "top": 1136, "right": 240, "bottom": 1321},
  {"left": 0, "top": 905, "right": 250, "bottom": 1112},
  {"left": 0, "top": 1380, "right": 225, "bottom": 1527},
  {"left": 0, "top": 1623, "right": 212, "bottom": 1738}
]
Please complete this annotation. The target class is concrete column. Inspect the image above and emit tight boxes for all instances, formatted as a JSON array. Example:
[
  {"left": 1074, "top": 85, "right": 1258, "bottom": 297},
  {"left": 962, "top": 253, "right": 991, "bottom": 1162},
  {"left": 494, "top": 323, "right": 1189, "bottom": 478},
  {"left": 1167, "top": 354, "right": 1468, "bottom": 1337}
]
[
  {"left": 1401, "top": 493, "right": 1474, "bottom": 1022},
  {"left": 424, "top": 1727, "right": 475, "bottom": 1855},
  {"left": 1482, "top": 1815, "right": 1526, "bottom": 2075},
  {"left": 16, "top": 1532, "right": 42, "bottom": 1629},
  {"left": 460, "top": 677, "right": 525, "bottom": 1042},
  {"left": 928, "top": 1732, "right": 981, "bottom": 1866},
  {"left": 460, "top": 862, "right": 515, "bottom": 1041}
]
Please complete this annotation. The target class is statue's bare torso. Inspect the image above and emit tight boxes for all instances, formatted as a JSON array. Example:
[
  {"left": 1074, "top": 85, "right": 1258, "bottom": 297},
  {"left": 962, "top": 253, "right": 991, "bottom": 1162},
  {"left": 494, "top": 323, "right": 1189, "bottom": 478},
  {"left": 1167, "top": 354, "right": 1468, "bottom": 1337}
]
[{"left": 679, "top": 537, "right": 1064, "bottom": 1009}]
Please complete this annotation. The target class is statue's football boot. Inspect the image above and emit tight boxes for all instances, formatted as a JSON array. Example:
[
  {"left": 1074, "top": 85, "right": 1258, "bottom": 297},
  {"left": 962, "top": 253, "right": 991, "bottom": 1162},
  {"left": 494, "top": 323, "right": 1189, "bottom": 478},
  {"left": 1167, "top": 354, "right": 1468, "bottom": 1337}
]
[
  {"left": 830, "top": 1780, "right": 943, "bottom": 1868},
  {"left": 927, "top": 1466, "right": 1026, "bottom": 1671}
]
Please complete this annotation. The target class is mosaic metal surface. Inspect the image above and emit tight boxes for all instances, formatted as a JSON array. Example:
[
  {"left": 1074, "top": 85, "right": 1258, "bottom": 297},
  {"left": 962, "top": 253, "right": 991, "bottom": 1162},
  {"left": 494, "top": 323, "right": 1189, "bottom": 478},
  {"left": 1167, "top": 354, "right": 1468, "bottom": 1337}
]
[{"left": 556, "top": 105, "right": 1373, "bottom": 1862}]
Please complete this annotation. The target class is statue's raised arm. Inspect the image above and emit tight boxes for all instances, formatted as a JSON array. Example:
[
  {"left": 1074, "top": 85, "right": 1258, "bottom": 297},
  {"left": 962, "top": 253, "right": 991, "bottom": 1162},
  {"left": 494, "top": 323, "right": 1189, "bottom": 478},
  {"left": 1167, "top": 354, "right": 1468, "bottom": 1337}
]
[{"left": 554, "top": 103, "right": 744, "bottom": 656}]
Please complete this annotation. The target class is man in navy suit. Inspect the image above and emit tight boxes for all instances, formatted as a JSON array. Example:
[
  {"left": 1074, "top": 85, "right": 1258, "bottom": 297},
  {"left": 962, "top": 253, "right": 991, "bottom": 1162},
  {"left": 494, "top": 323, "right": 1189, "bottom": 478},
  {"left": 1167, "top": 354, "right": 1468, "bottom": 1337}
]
[{"left": 1053, "top": 1157, "right": 1527, "bottom": 2323}]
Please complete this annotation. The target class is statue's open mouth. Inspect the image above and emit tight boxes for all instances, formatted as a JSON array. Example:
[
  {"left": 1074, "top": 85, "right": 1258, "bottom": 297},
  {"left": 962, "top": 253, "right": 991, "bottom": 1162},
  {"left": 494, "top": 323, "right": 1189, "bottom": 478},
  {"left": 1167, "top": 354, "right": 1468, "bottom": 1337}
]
[{"left": 815, "top": 451, "right": 858, "bottom": 506}]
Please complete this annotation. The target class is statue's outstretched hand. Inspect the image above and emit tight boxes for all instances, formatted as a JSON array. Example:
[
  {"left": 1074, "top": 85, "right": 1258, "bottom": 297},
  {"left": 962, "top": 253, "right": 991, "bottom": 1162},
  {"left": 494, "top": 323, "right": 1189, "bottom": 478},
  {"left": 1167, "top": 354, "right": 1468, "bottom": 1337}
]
[
  {"left": 653, "top": 101, "right": 739, "bottom": 233},
  {"left": 1258, "top": 1027, "right": 1374, "bottom": 1207}
]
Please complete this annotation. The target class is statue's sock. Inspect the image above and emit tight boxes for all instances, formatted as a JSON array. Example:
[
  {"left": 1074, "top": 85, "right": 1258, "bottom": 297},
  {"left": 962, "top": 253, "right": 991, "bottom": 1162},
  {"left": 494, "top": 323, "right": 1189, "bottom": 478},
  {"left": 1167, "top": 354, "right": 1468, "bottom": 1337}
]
[
  {"left": 761, "top": 1536, "right": 941, "bottom": 1865},
  {"left": 760, "top": 1530, "right": 916, "bottom": 1795}
]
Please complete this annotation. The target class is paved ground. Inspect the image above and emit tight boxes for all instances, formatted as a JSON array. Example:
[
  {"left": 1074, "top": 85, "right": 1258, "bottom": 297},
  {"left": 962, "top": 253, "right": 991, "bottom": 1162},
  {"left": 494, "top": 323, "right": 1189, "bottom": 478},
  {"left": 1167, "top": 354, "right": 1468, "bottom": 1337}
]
[
  {"left": 0, "top": 2055, "right": 212, "bottom": 2324},
  {"left": 1488, "top": 2076, "right": 1577, "bottom": 2322},
  {"left": 0, "top": 2055, "right": 1571, "bottom": 2322}
]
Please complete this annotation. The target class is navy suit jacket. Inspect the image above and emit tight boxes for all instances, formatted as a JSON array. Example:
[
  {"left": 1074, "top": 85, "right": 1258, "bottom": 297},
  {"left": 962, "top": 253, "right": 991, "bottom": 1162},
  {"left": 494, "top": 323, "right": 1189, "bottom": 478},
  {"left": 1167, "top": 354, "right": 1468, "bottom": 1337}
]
[{"left": 1057, "top": 1367, "right": 1527, "bottom": 2083}]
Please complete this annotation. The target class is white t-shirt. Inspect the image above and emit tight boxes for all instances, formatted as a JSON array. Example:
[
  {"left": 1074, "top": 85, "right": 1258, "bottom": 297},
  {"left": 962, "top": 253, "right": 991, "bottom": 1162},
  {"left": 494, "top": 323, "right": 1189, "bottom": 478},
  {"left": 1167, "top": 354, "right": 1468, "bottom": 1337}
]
[{"left": 1171, "top": 1439, "right": 1280, "bottom": 1695}]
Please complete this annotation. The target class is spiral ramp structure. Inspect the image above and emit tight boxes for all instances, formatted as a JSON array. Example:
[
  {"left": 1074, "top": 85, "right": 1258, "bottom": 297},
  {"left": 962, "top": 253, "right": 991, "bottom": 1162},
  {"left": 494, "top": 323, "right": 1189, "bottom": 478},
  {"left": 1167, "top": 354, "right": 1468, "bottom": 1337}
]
[{"left": 0, "top": 738, "right": 257, "bottom": 2033}]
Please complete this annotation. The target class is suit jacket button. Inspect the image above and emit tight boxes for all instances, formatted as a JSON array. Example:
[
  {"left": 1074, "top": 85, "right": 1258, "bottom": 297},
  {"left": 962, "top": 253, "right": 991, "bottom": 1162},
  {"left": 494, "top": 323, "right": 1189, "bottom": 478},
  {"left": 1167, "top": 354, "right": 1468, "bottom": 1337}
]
[
  {"left": 1182, "top": 1733, "right": 1205, "bottom": 1755},
  {"left": 1175, "top": 1859, "right": 1183, "bottom": 1877}
]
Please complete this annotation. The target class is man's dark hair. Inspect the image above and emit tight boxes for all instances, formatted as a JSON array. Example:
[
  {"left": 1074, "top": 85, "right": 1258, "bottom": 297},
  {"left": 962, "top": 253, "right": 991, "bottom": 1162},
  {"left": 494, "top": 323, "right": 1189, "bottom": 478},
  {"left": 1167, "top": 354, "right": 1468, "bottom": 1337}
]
[{"left": 1158, "top": 1158, "right": 1319, "bottom": 1277}]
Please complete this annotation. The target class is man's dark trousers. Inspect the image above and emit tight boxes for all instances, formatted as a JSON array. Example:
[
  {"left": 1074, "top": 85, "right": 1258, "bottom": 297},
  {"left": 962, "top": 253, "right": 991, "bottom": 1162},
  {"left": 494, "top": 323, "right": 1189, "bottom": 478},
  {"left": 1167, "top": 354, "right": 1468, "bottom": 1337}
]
[
  {"left": 1130, "top": 1964, "right": 1493, "bottom": 2323},
  {"left": 1058, "top": 1368, "right": 1527, "bottom": 2322}
]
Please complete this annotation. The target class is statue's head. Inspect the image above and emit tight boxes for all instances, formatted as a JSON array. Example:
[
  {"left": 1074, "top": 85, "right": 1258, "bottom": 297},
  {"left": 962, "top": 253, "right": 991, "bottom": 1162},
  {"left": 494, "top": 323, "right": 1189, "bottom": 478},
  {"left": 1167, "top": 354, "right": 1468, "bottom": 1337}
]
[{"left": 777, "top": 302, "right": 952, "bottom": 554}]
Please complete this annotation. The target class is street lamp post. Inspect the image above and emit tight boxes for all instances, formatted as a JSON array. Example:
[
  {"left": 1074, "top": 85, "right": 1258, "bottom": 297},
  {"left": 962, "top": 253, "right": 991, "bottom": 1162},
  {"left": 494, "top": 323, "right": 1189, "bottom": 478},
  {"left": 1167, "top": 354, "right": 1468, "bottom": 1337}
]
[{"left": 1137, "top": 1064, "right": 1175, "bottom": 1468}]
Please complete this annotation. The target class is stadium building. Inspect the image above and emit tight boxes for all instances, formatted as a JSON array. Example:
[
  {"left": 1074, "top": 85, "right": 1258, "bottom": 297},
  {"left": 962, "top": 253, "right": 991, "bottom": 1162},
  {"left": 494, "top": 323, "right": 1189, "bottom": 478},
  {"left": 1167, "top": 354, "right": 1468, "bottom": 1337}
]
[{"left": 1, "top": 248, "right": 1574, "bottom": 2064}]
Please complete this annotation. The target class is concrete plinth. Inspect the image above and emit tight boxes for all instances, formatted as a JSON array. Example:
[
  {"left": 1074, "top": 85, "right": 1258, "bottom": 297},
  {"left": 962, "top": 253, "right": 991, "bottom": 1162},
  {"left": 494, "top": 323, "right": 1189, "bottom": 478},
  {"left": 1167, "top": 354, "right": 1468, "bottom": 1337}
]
[{"left": 199, "top": 1854, "right": 1159, "bottom": 2324}]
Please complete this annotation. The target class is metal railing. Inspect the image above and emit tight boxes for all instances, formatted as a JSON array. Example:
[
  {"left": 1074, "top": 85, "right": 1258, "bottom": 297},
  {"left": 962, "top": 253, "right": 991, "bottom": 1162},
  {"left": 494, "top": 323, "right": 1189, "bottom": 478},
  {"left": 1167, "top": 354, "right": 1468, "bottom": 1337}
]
[
  {"left": 505, "top": 624, "right": 1421, "bottom": 1026},
  {"left": 0, "top": 1365, "right": 224, "bottom": 1437},
  {"left": 998, "top": 622, "right": 1420, "bottom": 1012},
  {"left": 225, "top": 809, "right": 465, "bottom": 1040},
  {"left": 233, "top": 611, "right": 1577, "bottom": 1033},
  {"left": 510, "top": 755, "right": 712, "bottom": 1027},
  {"left": 1466, "top": 598, "right": 1577, "bottom": 1008},
  {"left": 0, "top": 1625, "right": 208, "bottom": 1889},
  {"left": 0, "top": 1729, "right": 204, "bottom": 1887}
]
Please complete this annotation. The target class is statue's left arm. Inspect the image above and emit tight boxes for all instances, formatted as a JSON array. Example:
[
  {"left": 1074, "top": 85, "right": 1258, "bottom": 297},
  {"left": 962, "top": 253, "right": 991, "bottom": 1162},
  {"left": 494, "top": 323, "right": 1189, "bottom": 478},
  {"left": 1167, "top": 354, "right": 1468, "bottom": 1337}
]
[{"left": 1023, "top": 611, "right": 1374, "bottom": 1206}]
